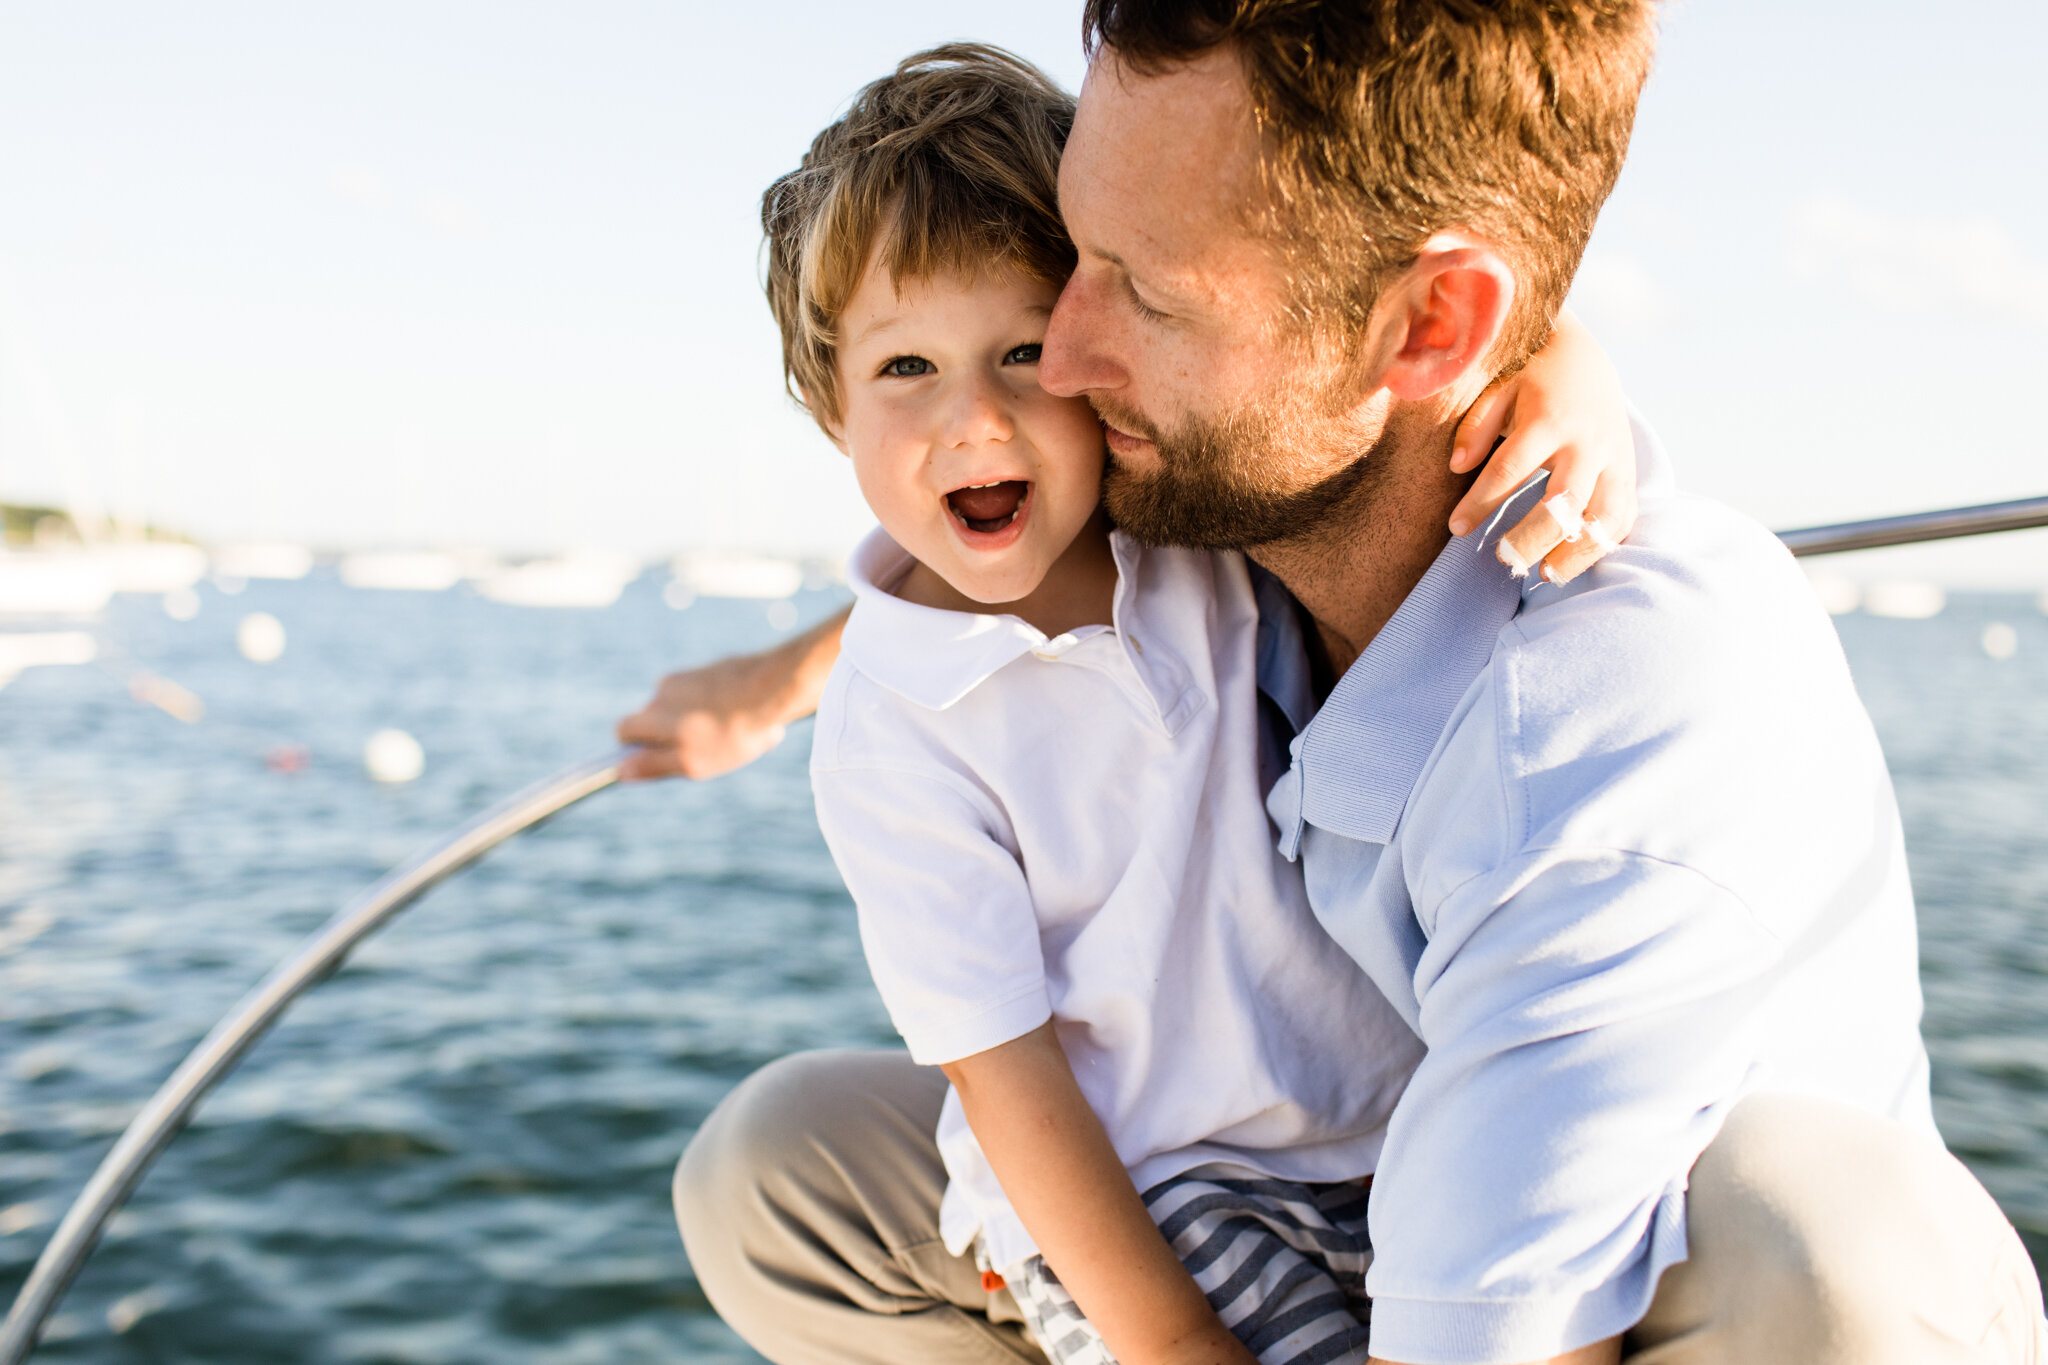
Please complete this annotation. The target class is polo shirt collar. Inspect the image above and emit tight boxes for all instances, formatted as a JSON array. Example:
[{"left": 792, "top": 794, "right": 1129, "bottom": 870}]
[
  {"left": 838, "top": 529, "right": 1056, "bottom": 711},
  {"left": 839, "top": 526, "right": 1190, "bottom": 729},
  {"left": 1266, "top": 477, "right": 1546, "bottom": 857},
  {"left": 1251, "top": 561, "right": 1318, "bottom": 737}
]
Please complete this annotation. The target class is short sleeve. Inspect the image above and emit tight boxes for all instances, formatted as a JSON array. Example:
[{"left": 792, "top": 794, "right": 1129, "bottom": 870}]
[
  {"left": 812, "top": 764, "right": 1052, "bottom": 1065},
  {"left": 1365, "top": 847, "right": 1777, "bottom": 1363}
]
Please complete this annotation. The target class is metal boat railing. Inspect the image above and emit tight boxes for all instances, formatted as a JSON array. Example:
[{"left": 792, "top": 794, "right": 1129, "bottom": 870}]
[
  {"left": 6, "top": 492, "right": 2048, "bottom": 1363},
  {"left": 1776, "top": 493, "right": 2048, "bottom": 558},
  {"left": 1, "top": 751, "right": 628, "bottom": 1364}
]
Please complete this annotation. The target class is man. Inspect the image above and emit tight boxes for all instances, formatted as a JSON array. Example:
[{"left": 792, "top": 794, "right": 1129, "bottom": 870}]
[{"left": 625, "top": 4, "right": 2045, "bottom": 1362}]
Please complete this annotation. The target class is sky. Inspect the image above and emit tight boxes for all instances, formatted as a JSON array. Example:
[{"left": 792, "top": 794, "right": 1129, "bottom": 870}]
[{"left": 0, "top": 0, "right": 2044, "bottom": 583}]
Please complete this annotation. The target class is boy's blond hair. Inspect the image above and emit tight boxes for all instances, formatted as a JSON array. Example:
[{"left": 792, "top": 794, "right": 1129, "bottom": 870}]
[{"left": 762, "top": 44, "right": 1076, "bottom": 434}]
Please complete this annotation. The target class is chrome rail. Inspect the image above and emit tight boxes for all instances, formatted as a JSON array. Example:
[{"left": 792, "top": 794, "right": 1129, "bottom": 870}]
[
  {"left": 0, "top": 749, "right": 630, "bottom": 1365},
  {"left": 6, "top": 490, "right": 2048, "bottom": 1361},
  {"left": 1776, "top": 493, "right": 2048, "bottom": 557}
]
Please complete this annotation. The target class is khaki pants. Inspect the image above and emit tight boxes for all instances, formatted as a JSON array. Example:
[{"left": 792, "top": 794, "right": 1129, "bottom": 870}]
[{"left": 675, "top": 1050, "right": 2045, "bottom": 1365}]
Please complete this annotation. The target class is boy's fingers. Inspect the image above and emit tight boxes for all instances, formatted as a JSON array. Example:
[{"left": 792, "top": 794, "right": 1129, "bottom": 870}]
[
  {"left": 1495, "top": 449, "right": 1596, "bottom": 578},
  {"left": 1450, "top": 421, "right": 1561, "bottom": 537},
  {"left": 1451, "top": 383, "right": 1515, "bottom": 475},
  {"left": 1539, "top": 469, "right": 1635, "bottom": 585},
  {"left": 616, "top": 707, "right": 669, "bottom": 747},
  {"left": 617, "top": 746, "right": 675, "bottom": 783},
  {"left": 1496, "top": 503, "right": 1566, "bottom": 579}
]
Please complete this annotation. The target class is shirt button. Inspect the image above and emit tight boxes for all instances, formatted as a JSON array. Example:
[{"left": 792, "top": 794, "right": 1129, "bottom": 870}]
[{"left": 1033, "top": 651, "right": 1059, "bottom": 661}]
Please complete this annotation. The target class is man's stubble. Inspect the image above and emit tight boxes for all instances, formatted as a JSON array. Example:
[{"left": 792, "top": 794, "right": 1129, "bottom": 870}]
[{"left": 1092, "top": 379, "right": 1409, "bottom": 555}]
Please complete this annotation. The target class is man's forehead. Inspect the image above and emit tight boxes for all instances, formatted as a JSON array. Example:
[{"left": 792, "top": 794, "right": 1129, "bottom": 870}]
[
  {"left": 1074, "top": 48, "right": 1257, "bottom": 189},
  {"left": 1080, "top": 44, "right": 1249, "bottom": 125},
  {"left": 1065, "top": 45, "right": 1266, "bottom": 274}
]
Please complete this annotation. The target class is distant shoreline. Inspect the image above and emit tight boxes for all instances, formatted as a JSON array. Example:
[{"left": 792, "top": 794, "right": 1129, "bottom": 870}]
[{"left": 1, "top": 502, "right": 190, "bottom": 549}]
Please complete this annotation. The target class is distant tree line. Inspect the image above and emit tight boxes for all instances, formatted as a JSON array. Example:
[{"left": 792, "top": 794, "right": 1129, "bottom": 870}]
[
  {"left": 1, "top": 503, "right": 73, "bottom": 546},
  {"left": 1, "top": 504, "right": 194, "bottom": 546}
]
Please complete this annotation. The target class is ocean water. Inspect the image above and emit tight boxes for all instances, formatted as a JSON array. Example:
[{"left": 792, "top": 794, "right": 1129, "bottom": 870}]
[{"left": 0, "top": 572, "right": 2043, "bottom": 1362}]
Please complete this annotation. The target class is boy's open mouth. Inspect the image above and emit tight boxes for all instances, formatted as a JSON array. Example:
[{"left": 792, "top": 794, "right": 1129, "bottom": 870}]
[{"left": 946, "top": 481, "right": 1030, "bottom": 535}]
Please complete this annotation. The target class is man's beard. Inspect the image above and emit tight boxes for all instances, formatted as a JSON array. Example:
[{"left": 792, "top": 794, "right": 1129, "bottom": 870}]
[{"left": 1095, "top": 389, "right": 1394, "bottom": 552}]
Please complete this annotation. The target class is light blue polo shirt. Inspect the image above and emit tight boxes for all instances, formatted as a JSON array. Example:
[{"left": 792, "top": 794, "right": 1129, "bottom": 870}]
[{"left": 1259, "top": 418, "right": 1935, "bottom": 1364}]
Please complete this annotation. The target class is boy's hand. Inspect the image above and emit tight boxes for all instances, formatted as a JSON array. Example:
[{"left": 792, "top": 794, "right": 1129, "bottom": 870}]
[
  {"left": 615, "top": 607, "right": 848, "bottom": 781},
  {"left": 1446, "top": 309, "right": 1637, "bottom": 586}
]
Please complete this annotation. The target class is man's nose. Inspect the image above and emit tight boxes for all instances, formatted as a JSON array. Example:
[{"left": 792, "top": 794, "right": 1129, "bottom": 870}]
[{"left": 1042, "top": 269, "right": 1120, "bottom": 399}]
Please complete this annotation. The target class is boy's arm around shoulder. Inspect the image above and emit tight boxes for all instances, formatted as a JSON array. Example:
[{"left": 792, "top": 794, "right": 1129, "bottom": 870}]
[{"left": 946, "top": 1024, "right": 1257, "bottom": 1365}]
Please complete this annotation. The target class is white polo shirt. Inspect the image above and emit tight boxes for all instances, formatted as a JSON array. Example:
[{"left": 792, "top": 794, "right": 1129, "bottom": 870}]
[{"left": 811, "top": 525, "right": 1421, "bottom": 1272}]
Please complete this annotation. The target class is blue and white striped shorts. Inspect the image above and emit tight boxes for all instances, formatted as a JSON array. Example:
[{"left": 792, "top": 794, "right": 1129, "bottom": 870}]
[{"left": 1000, "top": 1165, "right": 1374, "bottom": 1365}]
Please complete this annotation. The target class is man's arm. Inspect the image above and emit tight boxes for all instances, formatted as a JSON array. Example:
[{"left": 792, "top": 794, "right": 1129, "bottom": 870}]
[
  {"left": 616, "top": 606, "right": 848, "bottom": 780},
  {"left": 945, "top": 1024, "right": 1256, "bottom": 1365},
  {"left": 1363, "top": 844, "right": 1775, "bottom": 1363}
]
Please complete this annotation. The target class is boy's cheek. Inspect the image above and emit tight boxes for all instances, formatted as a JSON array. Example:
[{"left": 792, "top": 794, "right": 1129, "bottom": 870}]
[{"left": 847, "top": 459, "right": 914, "bottom": 529}]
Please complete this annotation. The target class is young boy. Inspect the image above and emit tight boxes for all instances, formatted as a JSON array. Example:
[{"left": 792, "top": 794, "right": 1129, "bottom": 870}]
[{"left": 756, "top": 44, "right": 1636, "bottom": 1365}]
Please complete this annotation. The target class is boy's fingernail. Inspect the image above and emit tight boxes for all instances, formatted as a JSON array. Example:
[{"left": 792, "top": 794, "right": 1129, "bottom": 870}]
[{"left": 1448, "top": 516, "right": 1471, "bottom": 536}]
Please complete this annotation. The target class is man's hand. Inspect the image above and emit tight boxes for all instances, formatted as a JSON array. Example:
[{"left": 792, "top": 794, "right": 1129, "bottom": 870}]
[{"left": 615, "top": 607, "right": 848, "bottom": 781}]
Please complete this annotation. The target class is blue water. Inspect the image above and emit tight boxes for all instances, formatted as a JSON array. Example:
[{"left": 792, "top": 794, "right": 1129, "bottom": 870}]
[{"left": 0, "top": 573, "right": 2043, "bottom": 1362}]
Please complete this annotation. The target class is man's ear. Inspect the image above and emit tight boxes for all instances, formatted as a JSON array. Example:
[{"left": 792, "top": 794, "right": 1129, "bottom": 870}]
[{"left": 1370, "top": 234, "right": 1517, "bottom": 404}]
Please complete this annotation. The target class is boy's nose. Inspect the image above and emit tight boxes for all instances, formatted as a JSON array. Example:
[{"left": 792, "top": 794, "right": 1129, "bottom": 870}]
[{"left": 940, "top": 378, "right": 1015, "bottom": 448}]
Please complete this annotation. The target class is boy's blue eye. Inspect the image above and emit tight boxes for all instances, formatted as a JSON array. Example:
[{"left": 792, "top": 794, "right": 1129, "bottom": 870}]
[
  {"left": 881, "top": 356, "right": 934, "bottom": 377},
  {"left": 1004, "top": 343, "right": 1043, "bottom": 365}
]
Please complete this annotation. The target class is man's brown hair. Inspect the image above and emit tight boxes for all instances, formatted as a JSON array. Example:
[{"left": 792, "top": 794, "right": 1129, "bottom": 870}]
[
  {"left": 761, "top": 44, "right": 1076, "bottom": 434},
  {"left": 1082, "top": 0, "right": 1657, "bottom": 369}
]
